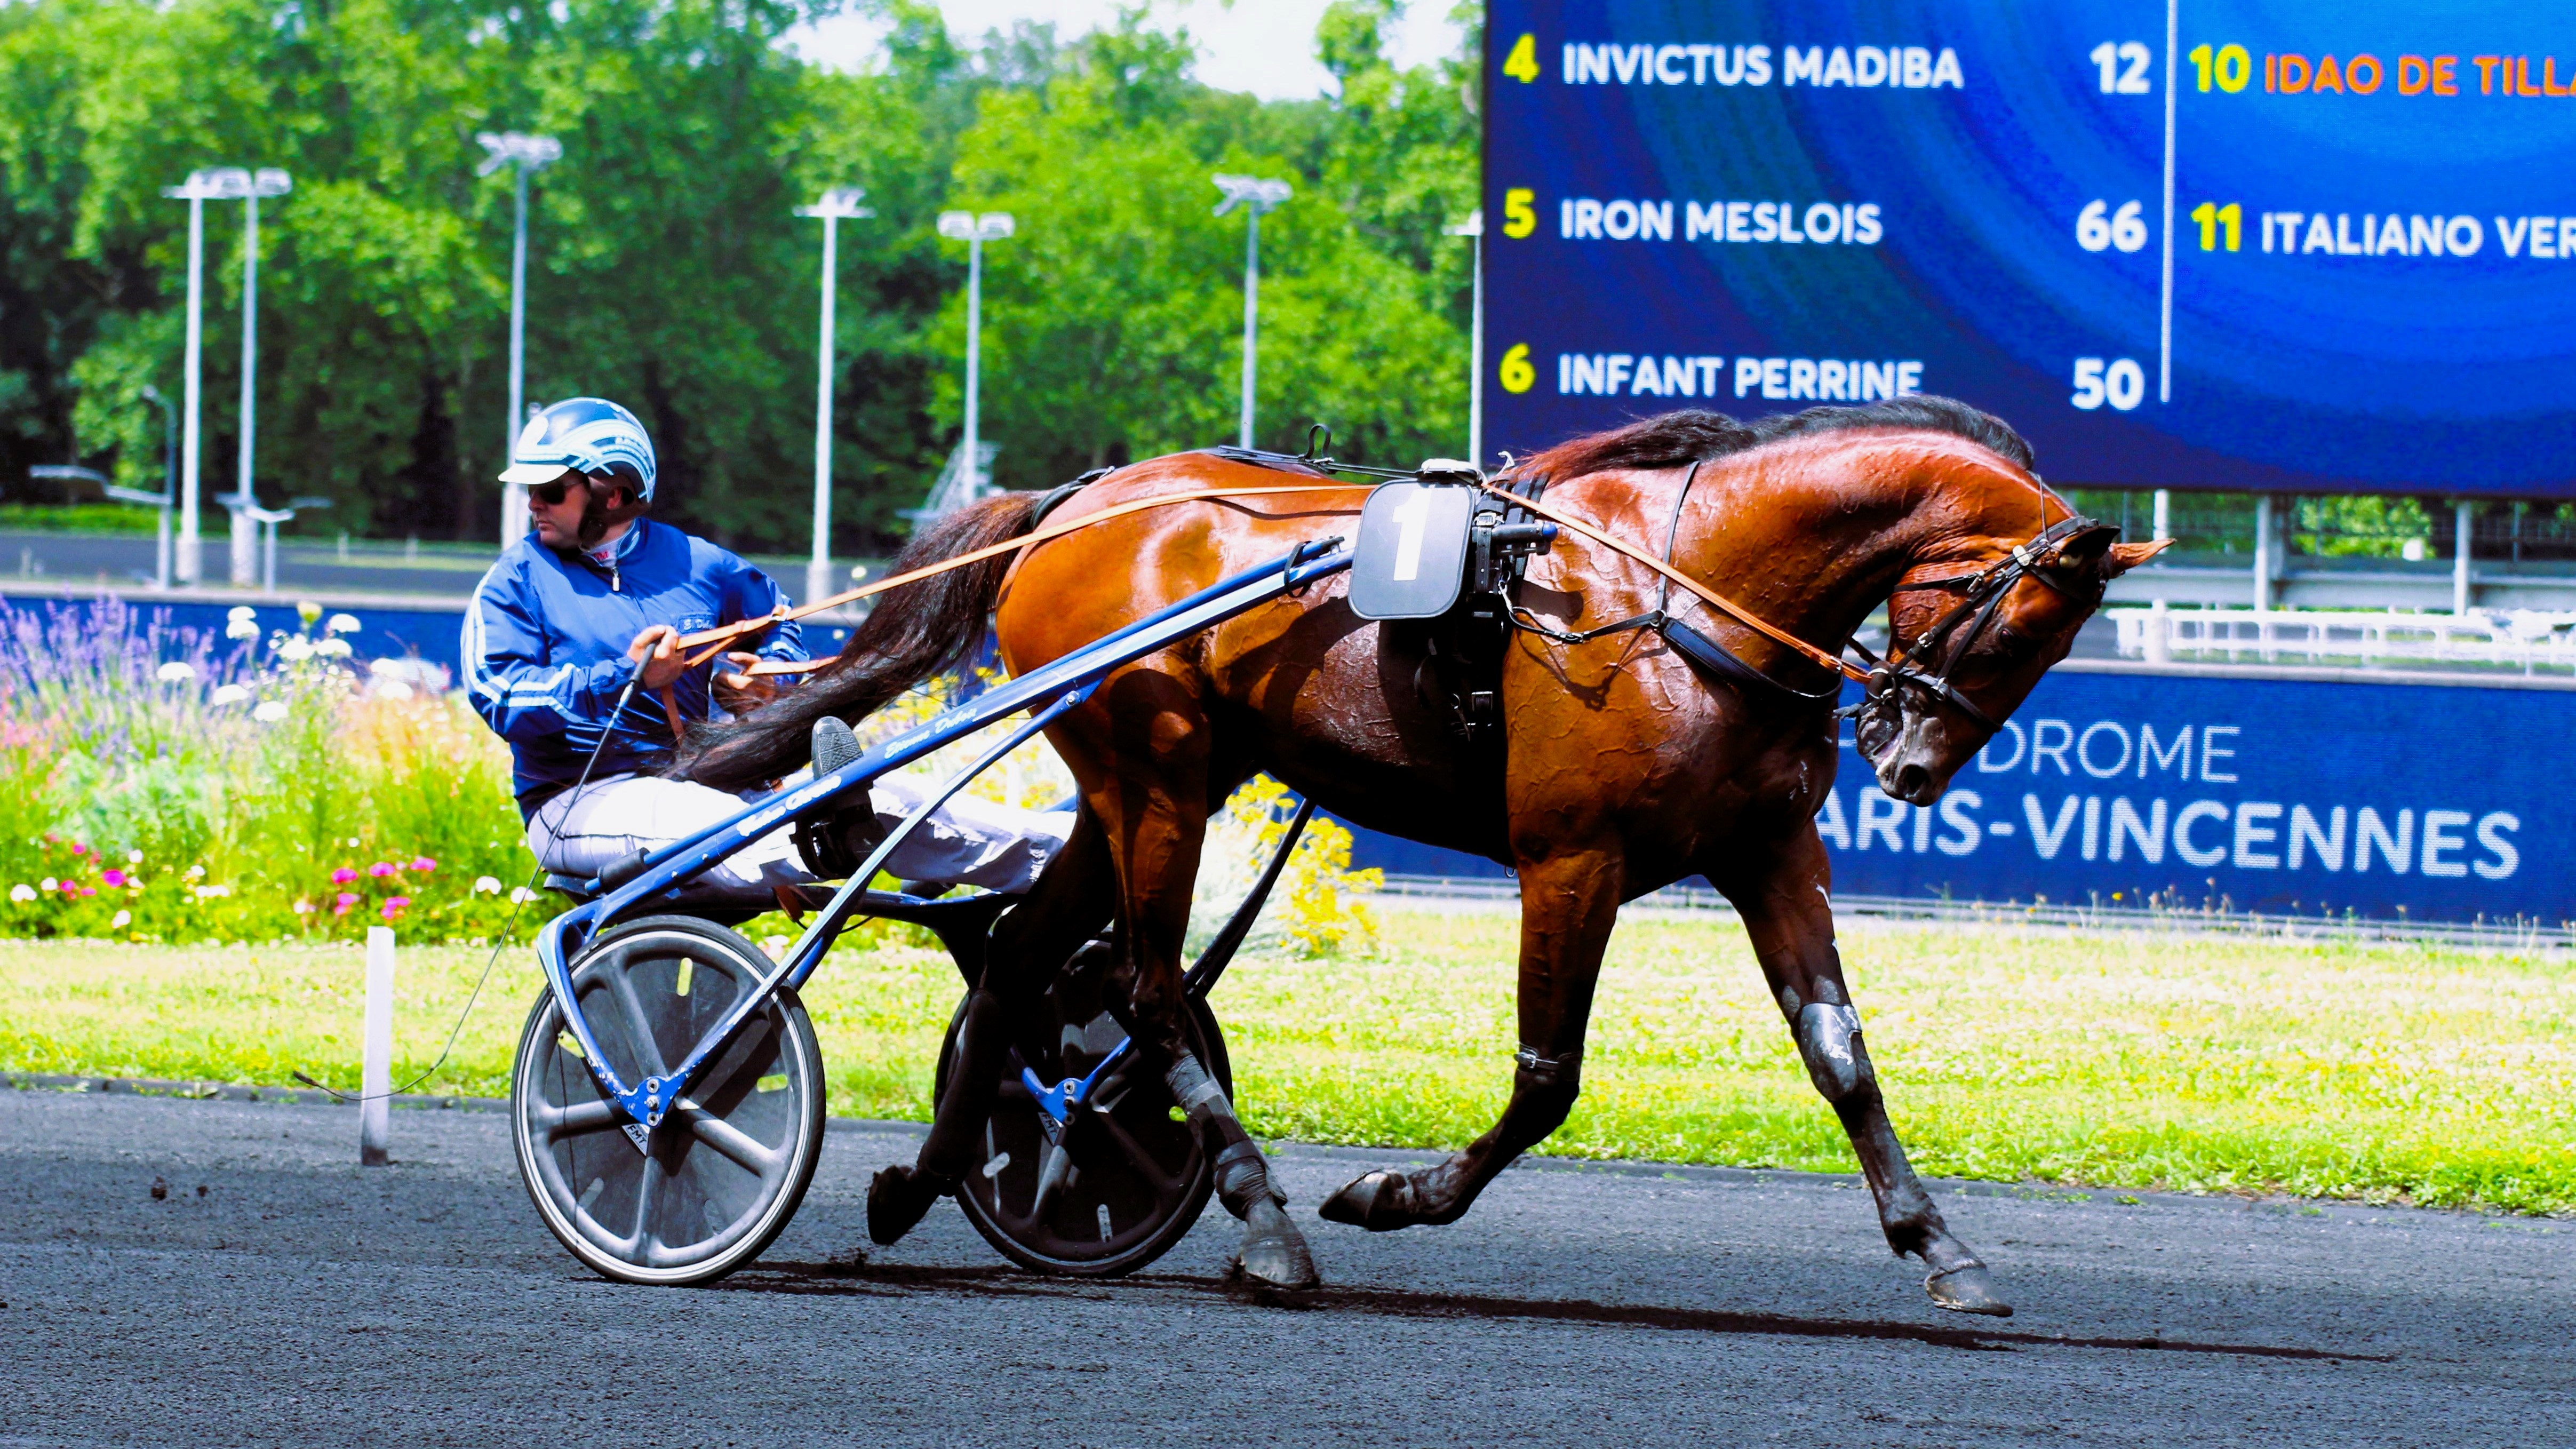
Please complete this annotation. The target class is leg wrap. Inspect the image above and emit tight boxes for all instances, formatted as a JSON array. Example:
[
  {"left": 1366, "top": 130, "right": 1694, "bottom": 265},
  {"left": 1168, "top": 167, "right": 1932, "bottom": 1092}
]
[
  {"left": 1795, "top": 1001, "right": 1869, "bottom": 1101},
  {"left": 1164, "top": 1049, "right": 1234, "bottom": 1123},
  {"left": 1211, "top": 1138, "right": 1276, "bottom": 1218}
]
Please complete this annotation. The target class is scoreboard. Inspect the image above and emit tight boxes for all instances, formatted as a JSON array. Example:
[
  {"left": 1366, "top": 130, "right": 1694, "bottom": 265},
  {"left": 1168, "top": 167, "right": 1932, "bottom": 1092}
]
[{"left": 1482, "top": 1, "right": 2576, "bottom": 496}]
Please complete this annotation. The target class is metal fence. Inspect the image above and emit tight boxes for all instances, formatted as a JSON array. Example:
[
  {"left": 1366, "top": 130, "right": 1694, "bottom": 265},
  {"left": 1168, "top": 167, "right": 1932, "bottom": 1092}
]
[{"left": 2108, "top": 605, "right": 2576, "bottom": 673}]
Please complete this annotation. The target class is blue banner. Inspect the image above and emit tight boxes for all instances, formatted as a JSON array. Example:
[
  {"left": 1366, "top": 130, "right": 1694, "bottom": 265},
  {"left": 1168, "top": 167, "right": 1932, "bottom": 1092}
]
[
  {"left": 1346, "top": 665, "right": 2576, "bottom": 926},
  {"left": 1482, "top": 1, "right": 2576, "bottom": 494}
]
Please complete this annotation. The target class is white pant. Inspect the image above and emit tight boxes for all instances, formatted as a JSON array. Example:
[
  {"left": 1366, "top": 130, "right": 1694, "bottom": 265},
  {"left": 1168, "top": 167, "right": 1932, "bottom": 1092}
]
[{"left": 528, "top": 773, "right": 1072, "bottom": 895}]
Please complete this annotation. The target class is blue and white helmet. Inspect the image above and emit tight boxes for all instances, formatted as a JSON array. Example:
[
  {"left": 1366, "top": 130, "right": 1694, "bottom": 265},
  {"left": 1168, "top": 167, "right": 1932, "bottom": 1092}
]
[{"left": 497, "top": 397, "right": 658, "bottom": 500}]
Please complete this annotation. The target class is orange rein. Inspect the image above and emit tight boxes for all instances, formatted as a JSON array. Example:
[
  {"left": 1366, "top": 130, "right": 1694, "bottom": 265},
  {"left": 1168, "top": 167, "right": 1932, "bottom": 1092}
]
[
  {"left": 681, "top": 471, "right": 1868, "bottom": 687},
  {"left": 682, "top": 483, "right": 1366, "bottom": 676}
]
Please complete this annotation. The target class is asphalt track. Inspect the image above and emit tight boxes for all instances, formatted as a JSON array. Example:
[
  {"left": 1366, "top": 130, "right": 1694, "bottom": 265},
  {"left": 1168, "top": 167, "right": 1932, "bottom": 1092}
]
[{"left": 2, "top": 1087, "right": 2566, "bottom": 1447}]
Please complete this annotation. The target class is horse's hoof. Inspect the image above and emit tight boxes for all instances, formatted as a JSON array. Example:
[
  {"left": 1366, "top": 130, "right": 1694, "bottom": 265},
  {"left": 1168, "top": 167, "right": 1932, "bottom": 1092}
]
[
  {"left": 1229, "top": 1199, "right": 1320, "bottom": 1290},
  {"left": 865, "top": 1165, "right": 950, "bottom": 1247},
  {"left": 1925, "top": 1261, "right": 2013, "bottom": 1317},
  {"left": 1318, "top": 1169, "right": 1413, "bottom": 1232}
]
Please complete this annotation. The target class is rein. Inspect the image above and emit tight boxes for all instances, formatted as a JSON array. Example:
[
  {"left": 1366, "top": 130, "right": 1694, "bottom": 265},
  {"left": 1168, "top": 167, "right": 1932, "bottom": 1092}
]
[
  {"left": 672, "top": 457, "right": 2093, "bottom": 731},
  {"left": 677, "top": 482, "right": 1367, "bottom": 676}
]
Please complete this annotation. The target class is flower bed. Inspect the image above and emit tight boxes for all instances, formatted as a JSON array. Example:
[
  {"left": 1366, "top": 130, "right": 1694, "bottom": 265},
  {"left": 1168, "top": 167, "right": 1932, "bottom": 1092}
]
[{"left": 0, "top": 599, "right": 533, "bottom": 944}]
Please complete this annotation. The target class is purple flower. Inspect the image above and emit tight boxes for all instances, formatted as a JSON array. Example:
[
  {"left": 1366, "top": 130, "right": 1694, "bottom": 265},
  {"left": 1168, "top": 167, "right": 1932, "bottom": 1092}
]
[
  {"left": 368, "top": 862, "right": 397, "bottom": 879},
  {"left": 380, "top": 896, "right": 411, "bottom": 920},
  {"left": 330, "top": 867, "right": 358, "bottom": 886},
  {"left": 332, "top": 892, "right": 359, "bottom": 916},
  {"left": 100, "top": 869, "right": 126, "bottom": 887},
  {"left": 410, "top": 857, "right": 436, "bottom": 874}
]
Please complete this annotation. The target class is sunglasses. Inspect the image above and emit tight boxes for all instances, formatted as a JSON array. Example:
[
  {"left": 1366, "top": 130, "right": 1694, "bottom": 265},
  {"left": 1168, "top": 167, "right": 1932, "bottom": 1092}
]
[{"left": 529, "top": 474, "right": 593, "bottom": 507}]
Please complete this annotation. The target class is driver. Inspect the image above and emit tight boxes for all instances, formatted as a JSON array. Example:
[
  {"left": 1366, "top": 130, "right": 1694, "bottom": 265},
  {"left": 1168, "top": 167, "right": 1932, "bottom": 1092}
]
[{"left": 463, "top": 396, "right": 1067, "bottom": 894}]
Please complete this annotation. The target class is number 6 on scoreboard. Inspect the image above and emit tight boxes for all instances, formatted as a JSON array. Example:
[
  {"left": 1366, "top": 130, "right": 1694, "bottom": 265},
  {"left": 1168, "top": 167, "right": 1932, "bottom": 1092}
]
[{"left": 2071, "top": 357, "right": 2146, "bottom": 411}]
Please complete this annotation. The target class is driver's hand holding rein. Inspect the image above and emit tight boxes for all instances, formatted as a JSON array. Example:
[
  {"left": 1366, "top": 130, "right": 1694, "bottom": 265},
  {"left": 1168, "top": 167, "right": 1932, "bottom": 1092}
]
[{"left": 461, "top": 396, "right": 1067, "bottom": 895}]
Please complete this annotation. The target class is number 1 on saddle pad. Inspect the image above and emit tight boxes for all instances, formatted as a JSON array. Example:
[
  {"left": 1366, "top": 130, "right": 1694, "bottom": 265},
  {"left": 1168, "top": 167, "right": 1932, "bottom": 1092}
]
[{"left": 1348, "top": 481, "right": 1477, "bottom": 620}]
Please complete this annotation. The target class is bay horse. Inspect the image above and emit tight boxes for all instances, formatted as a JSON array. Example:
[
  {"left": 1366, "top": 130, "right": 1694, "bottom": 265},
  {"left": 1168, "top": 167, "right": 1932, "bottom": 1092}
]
[{"left": 669, "top": 397, "right": 2160, "bottom": 1316}]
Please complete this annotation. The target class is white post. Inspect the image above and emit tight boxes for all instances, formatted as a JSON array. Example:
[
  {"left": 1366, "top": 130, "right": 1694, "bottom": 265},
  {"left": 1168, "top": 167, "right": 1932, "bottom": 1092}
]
[
  {"left": 230, "top": 189, "right": 260, "bottom": 588},
  {"left": 1239, "top": 207, "right": 1259, "bottom": 450},
  {"left": 360, "top": 926, "right": 395, "bottom": 1166},
  {"left": 178, "top": 193, "right": 205, "bottom": 585},
  {"left": 797, "top": 189, "right": 870, "bottom": 607},
  {"left": 2146, "top": 596, "right": 2171, "bottom": 664},
  {"left": 809, "top": 209, "right": 838, "bottom": 609},
  {"left": 2454, "top": 500, "right": 2474, "bottom": 615},
  {"left": 1466, "top": 226, "right": 1484, "bottom": 467},
  {"left": 1211, "top": 177, "right": 1289, "bottom": 452},
  {"left": 2151, "top": 488, "right": 2170, "bottom": 542},
  {"left": 962, "top": 234, "right": 983, "bottom": 495},
  {"left": 2252, "top": 493, "right": 2274, "bottom": 615},
  {"left": 503, "top": 163, "right": 531, "bottom": 548}
]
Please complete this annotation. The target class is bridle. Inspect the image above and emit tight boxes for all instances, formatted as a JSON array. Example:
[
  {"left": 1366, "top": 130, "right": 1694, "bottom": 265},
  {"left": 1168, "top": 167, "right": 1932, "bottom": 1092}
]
[{"left": 1840, "top": 513, "right": 2109, "bottom": 730}]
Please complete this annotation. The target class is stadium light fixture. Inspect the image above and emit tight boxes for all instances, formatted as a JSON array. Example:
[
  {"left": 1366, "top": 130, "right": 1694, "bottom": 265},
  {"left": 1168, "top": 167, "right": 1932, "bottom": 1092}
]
[
  {"left": 1446, "top": 210, "right": 1486, "bottom": 470},
  {"left": 797, "top": 186, "right": 872, "bottom": 608},
  {"left": 936, "top": 211, "right": 1015, "bottom": 497},
  {"left": 1212, "top": 175, "right": 1293, "bottom": 449},
  {"left": 478, "top": 132, "right": 562, "bottom": 546}
]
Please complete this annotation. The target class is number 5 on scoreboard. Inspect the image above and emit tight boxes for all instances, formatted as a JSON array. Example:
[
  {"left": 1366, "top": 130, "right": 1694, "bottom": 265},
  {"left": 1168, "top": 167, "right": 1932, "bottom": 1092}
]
[{"left": 2071, "top": 357, "right": 2146, "bottom": 411}]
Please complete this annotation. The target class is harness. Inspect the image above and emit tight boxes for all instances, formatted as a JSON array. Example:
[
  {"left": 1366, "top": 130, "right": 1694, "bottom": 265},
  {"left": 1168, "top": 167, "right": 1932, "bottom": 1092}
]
[
  {"left": 671, "top": 436, "right": 2103, "bottom": 741},
  {"left": 1841, "top": 513, "right": 2108, "bottom": 730}
]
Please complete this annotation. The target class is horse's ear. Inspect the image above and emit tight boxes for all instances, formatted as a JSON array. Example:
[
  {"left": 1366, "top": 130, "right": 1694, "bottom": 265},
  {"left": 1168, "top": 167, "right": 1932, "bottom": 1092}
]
[{"left": 2103, "top": 538, "right": 2174, "bottom": 577}]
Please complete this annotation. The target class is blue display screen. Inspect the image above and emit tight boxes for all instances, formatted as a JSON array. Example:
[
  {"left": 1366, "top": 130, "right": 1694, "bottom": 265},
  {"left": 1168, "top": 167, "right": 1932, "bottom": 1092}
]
[{"left": 1482, "top": 1, "right": 2576, "bottom": 495}]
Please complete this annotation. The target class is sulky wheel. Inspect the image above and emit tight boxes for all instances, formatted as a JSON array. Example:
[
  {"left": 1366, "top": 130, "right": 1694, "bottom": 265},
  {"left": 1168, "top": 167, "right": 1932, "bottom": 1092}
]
[
  {"left": 511, "top": 914, "right": 826, "bottom": 1286},
  {"left": 935, "top": 954, "right": 1231, "bottom": 1277}
]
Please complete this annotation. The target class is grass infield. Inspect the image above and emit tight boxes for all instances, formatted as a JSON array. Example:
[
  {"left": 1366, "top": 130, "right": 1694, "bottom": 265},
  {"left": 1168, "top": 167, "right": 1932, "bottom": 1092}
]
[{"left": 4, "top": 905, "right": 2569, "bottom": 1214}]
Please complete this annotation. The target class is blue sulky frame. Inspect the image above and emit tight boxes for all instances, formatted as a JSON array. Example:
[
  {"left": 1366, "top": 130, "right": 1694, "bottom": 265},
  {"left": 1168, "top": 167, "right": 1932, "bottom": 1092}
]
[{"left": 535, "top": 535, "right": 1354, "bottom": 1133}]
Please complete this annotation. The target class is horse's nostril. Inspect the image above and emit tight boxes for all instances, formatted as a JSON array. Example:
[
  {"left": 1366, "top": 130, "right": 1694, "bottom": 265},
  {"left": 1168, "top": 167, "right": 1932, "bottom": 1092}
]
[{"left": 1893, "top": 763, "right": 1930, "bottom": 799}]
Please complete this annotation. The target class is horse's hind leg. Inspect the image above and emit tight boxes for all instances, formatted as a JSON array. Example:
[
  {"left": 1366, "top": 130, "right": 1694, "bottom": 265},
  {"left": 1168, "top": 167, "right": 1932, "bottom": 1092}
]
[
  {"left": 867, "top": 807, "right": 1115, "bottom": 1246},
  {"left": 1320, "top": 848, "right": 1622, "bottom": 1230},
  {"left": 1714, "top": 825, "right": 2012, "bottom": 1317},
  {"left": 1082, "top": 679, "right": 1316, "bottom": 1289}
]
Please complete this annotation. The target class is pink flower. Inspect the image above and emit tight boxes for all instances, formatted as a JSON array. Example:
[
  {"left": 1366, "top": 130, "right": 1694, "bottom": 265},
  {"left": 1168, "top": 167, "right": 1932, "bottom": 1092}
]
[
  {"left": 332, "top": 892, "right": 358, "bottom": 916},
  {"left": 69, "top": 842, "right": 86, "bottom": 855},
  {"left": 368, "top": 862, "right": 397, "bottom": 879},
  {"left": 78, "top": 886, "right": 94, "bottom": 897},
  {"left": 410, "top": 857, "right": 436, "bottom": 874},
  {"left": 380, "top": 896, "right": 411, "bottom": 920},
  {"left": 330, "top": 867, "right": 358, "bottom": 885},
  {"left": 100, "top": 869, "right": 126, "bottom": 888}
]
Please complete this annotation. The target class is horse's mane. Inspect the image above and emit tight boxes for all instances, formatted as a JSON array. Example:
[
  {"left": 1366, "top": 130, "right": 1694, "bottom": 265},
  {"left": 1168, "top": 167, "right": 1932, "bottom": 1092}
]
[{"left": 1517, "top": 395, "right": 2036, "bottom": 481}]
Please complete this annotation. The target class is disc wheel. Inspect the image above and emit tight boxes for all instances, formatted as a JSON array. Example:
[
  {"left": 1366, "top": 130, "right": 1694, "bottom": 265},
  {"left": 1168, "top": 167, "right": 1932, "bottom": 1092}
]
[
  {"left": 511, "top": 914, "right": 826, "bottom": 1286},
  {"left": 935, "top": 962, "right": 1230, "bottom": 1277}
]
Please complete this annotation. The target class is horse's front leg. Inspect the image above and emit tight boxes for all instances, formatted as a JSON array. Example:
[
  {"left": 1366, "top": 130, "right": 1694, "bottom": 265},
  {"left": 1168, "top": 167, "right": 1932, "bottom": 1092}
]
[
  {"left": 1320, "top": 848, "right": 1622, "bottom": 1231},
  {"left": 1713, "top": 824, "right": 2011, "bottom": 1317}
]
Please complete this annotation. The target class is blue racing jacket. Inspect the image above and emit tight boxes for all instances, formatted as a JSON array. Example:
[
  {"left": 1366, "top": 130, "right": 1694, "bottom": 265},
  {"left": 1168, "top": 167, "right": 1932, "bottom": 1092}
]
[{"left": 462, "top": 519, "right": 807, "bottom": 816}]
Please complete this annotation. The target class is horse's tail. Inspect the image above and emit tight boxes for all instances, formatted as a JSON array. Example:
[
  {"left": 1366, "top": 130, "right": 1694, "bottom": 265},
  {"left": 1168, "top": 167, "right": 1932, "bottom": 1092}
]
[{"left": 665, "top": 490, "right": 1049, "bottom": 791}]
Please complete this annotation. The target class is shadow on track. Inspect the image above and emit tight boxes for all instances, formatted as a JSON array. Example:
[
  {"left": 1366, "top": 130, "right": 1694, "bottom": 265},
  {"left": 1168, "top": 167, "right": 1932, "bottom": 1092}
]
[{"left": 713, "top": 1260, "right": 2387, "bottom": 1364}]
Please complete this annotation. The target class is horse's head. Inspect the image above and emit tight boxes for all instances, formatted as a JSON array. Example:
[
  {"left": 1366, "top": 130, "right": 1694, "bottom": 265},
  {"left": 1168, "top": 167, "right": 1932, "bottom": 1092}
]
[{"left": 1853, "top": 520, "right": 2166, "bottom": 804}]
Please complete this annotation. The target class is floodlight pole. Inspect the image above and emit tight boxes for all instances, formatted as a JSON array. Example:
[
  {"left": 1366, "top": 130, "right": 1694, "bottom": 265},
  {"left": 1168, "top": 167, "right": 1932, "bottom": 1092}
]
[
  {"left": 1213, "top": 176, "right": 1291, "bottom": 451},
  {"left": 937, "top": 211, "right": 1015, "bottom": 498},
  {"left": 163, "top": 175, "right": 212, "bottom": 584},
  {"left": 1447, "top": 210, "right": 1486, "bottom": 468},
  {"left": 479, "top": 133, "right": 562, "bottom": 546},
  {"left": 964, "top": 230, "right": 986, "bottom": 492},
  {"left": 799, "top": 188, "right": 871, "bottom": 608},
  {"left": 230, "top": 178, "right": 268, "bottom": 588},
  {"left": 140, "top": 385, "right": 177, "bottom": 588}
]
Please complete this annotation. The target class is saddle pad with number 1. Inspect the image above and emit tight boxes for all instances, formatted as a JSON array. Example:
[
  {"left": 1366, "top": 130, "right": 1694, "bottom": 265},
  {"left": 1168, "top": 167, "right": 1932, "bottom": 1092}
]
[{"left": 1347, "top": 482, "right": 1478, "bottom": 620}]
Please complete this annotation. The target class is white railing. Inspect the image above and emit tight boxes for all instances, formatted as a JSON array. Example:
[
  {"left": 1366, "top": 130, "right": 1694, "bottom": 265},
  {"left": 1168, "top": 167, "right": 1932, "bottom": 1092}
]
[{"left": 2111, "top": 603, "right": 2576, "bottom": 674}]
